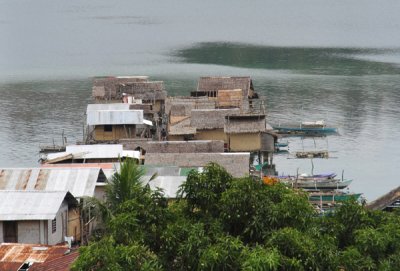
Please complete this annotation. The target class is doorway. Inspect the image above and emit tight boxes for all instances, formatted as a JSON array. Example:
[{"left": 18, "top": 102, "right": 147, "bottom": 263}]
[{"left": 3, "top": 221, "right": 18, "bottom": 242}]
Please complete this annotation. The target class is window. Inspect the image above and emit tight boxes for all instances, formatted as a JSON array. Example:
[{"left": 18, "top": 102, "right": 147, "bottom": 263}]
[
  {"left": 52, "top": 218, "right": 56, "bottom": 233},
  {"left": 104, "top": 125, "right": 113, "bottom": 132}
]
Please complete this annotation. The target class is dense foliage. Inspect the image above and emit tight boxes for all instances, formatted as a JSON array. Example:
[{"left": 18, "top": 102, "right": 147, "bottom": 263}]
[{"left": 72, "top": 161, "right": 400, "bottom": 271}]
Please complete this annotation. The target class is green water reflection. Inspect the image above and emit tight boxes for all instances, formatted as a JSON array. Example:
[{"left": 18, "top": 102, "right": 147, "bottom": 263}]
[{"left": 176, "top": 42, "right": 400, "bottom": 76}]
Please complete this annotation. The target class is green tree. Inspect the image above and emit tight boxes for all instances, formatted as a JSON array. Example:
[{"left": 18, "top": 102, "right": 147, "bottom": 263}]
[
  {"left": 178, "top": 162, "right": 232, "bottom": 218},
  {"left": 73, "top": 161, "right": 400, "bottom": 271},
  {"left": 71, "top": 237, "right": 162, "bottom": 271}
]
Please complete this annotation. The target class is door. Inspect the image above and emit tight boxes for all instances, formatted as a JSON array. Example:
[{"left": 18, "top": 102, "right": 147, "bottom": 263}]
[{"left": 3, "top": 221, "right": 18, "bottom": 242}]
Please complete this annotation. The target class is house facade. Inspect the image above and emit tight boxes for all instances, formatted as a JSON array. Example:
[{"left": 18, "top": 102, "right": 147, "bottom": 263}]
[{"left": 0, "top": 191, "right": 77, "bottom": 245}]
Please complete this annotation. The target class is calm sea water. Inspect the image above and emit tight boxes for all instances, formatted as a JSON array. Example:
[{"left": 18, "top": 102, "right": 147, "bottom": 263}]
[{"left": 1, "top": 0, "right": 400, "bottom": 201}]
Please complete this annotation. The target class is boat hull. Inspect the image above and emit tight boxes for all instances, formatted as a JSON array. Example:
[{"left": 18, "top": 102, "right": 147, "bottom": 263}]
[
  {"left": 309, "top": 193, "right": 362, "bottom": 202},
  {"left": 273, "top": 126, "right": 338, "bottom": 135},
  {"left": 283, "top": 179, "right": 352, "bottom": 191}
]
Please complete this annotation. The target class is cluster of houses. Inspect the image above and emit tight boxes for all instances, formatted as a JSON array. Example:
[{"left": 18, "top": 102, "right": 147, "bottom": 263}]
[
  {"left": 0, "top": 76, "right": 278, "bottom": 270},
  {"left": 1, "top": 75, "right": 397, "bottom": 270}
]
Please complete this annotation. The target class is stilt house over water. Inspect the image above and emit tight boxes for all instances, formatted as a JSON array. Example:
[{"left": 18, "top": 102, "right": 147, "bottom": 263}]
[
  {"left": 86, "top": 104, "right": 153, "bottom": 142},
  {"left": 167, "top": 76, "right": 276, "bottom": 153},
  {"left": 92, "top": 76, "right": 167, "bottom": 129}
]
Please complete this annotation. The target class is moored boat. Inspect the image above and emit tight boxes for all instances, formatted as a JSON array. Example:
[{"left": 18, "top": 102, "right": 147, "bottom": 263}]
[
  {"left": 309, "top": 192, "right": 362, "bottom": 202},
  {"left": 273, "top": 120, "right": 338, "bottom": 135},
  {"left": 283, "top": 179, "right": 353, "bottom": 191}
]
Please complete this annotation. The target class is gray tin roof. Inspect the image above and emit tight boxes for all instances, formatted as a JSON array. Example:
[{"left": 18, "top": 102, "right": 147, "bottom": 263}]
[
  {"left": 0, "top": 168, "right": 106, "bottom": 198},
  {"left": 0, "top": 190, "right": 76, "bottom": 220}
]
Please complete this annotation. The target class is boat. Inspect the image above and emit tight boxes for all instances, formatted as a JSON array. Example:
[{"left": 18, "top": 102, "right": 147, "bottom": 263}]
[
  {"left": 295, "top": 150, "right": 329, "bottom": 159},
  {"left": 278, "top": 172, "right": 337, "bottom": 181},
  {"left": 275, "top": 141, "right": 289, "bottom": 148},
  {"left": 283, "top": 179, "right": 353, "bottom": 191},
  {"left": 273, "top": 120, "right": 338, "bottom": 135},
  {"left": 309, "top": 192, "right": 362, "bottom": 202},
  {"left": 274, "top": 140, "right": 289, "bottom": 153}
]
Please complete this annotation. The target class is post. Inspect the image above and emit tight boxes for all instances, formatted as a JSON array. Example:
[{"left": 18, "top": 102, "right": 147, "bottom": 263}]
[{"left": 260, "top": 152, "right": 264, "bottom": 179}]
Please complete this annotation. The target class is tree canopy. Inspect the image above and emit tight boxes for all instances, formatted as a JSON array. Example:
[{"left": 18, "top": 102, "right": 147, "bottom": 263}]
[{"left": 72, "top": 161, "right": 400, "bottom": 271}]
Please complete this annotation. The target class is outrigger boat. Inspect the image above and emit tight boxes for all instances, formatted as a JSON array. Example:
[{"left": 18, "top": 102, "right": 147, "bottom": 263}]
[
  {"left": 295, "top": 150, "right": 329, "bottom": 159},
  {"left": 282, "top": 178, "right": 353, "bottom": 191},
  {"left": 274, "top": 140, "right": 289, "bottom": 153},
  {"left": 309, "top": 192, "right": 362, "bottom": 202},
  {"left": 277, "top": 172, "right": 352, "bottom": 191},
  {"left": 278, "top": 172, "right": 337, "bottom": 181},
  {"left": 273, "top": 120, "right": 338, "bottom": 135}
]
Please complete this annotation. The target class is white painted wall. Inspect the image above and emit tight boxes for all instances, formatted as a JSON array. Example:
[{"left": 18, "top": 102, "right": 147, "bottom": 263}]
[{"left": 47, "top": 200, "right": 68, "bottom": 245}]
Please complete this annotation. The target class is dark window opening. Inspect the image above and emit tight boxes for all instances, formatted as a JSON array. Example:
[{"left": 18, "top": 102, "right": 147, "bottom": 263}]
[
  {"left": 104, "top": 125, "right": 113, "bottom": 132},
  {"left": 52, "top": 218, "right": 56, "bottom": 233},
  {"left": 3, "top": 221, "right": 17, "bottom": 243}
]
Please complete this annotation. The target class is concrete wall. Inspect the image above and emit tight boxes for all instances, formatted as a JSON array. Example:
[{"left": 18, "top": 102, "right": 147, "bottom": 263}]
[
  {"left": 0, "top": 221, "right": 42, "bottom": 244},
  {"left": 144, "top": 152, "right": 250, "bottom": 178},
  {"left": 17, "top": 221, "right": 41, "bottom": 244},
  {"left": 195, "top": 129, "right": 227, "bottom": 142},
  {"left": 47, "top": 200, "right": 68, "bottom": 245},
  {"left": 94, "top": 185, "right": 107, "bottom": 201},
  {"left": 229, "top": 133, "right": 261, "bottom": 152}
]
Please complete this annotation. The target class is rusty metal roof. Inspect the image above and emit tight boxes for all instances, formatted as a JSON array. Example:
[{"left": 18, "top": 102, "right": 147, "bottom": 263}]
[
  {"left": 29, "top": 251, "right": 79, "bottom": 271},
  {"left": 0, "top": 168, "right": 106, "bottom": 198},
  {"left": 0, "top": 191, "right": 76, "bottom": 220},
  {"left": 0, "top": 243, "right": 70, "bottom": 271}
]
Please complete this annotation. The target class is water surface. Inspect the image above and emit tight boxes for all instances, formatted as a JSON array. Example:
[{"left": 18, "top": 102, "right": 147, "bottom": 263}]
[{"left": 1, "top": 0, "right": 400, "bottom": 201}]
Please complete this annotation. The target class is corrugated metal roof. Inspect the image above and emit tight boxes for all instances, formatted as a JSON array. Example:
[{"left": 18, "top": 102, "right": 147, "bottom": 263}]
[
  {"left": 0, "top": 243, "right": 70, "bottom": 269},
  {"left": 145, "top": 176, "right": 186, "bottom": 199},
  {"left": 87, "top": 103, "right": 131, "bottom": 113},
  {"left": 46, "top": 144, "right": 140, "bottom": 162},
  {"left": 0, "top": 191, "right": 75, "bottom": 220},
  {"left": 29, "top": 251, "right": 79, "bottom": 271},
  {"left": 0, "top": 168, "right": 106, "bottom": 197},
  {"left": 143, "top": 119, "right": 153, "bottom": 126},
  {"left": 87, "top": 109, "right": 144, "bottom": 125},
  {"left": 142, "top": 165, "right": 181, "bottom": 176}
]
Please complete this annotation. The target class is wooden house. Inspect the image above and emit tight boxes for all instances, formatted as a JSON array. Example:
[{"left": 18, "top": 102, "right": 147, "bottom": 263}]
[
  {"left": 224, "top": 114, "right": 275, "bottom": 152},
  {"left": 190, "top": 109, "right": 240, "bottom": 143},
  {"left": 0, "top": 191, "right": 77, "bottom": 245},
  {"left": 92, "top": 76, "right": 149, "bottom": 101},
  {"left": 192, "top": 76, "right": 258, "bottom": 100},
  {"left": 86, "top": 104, "right": 153, "bottom": 142},
  {"left": 117, "top": 80, "right": 167, "bottom": 115}
]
